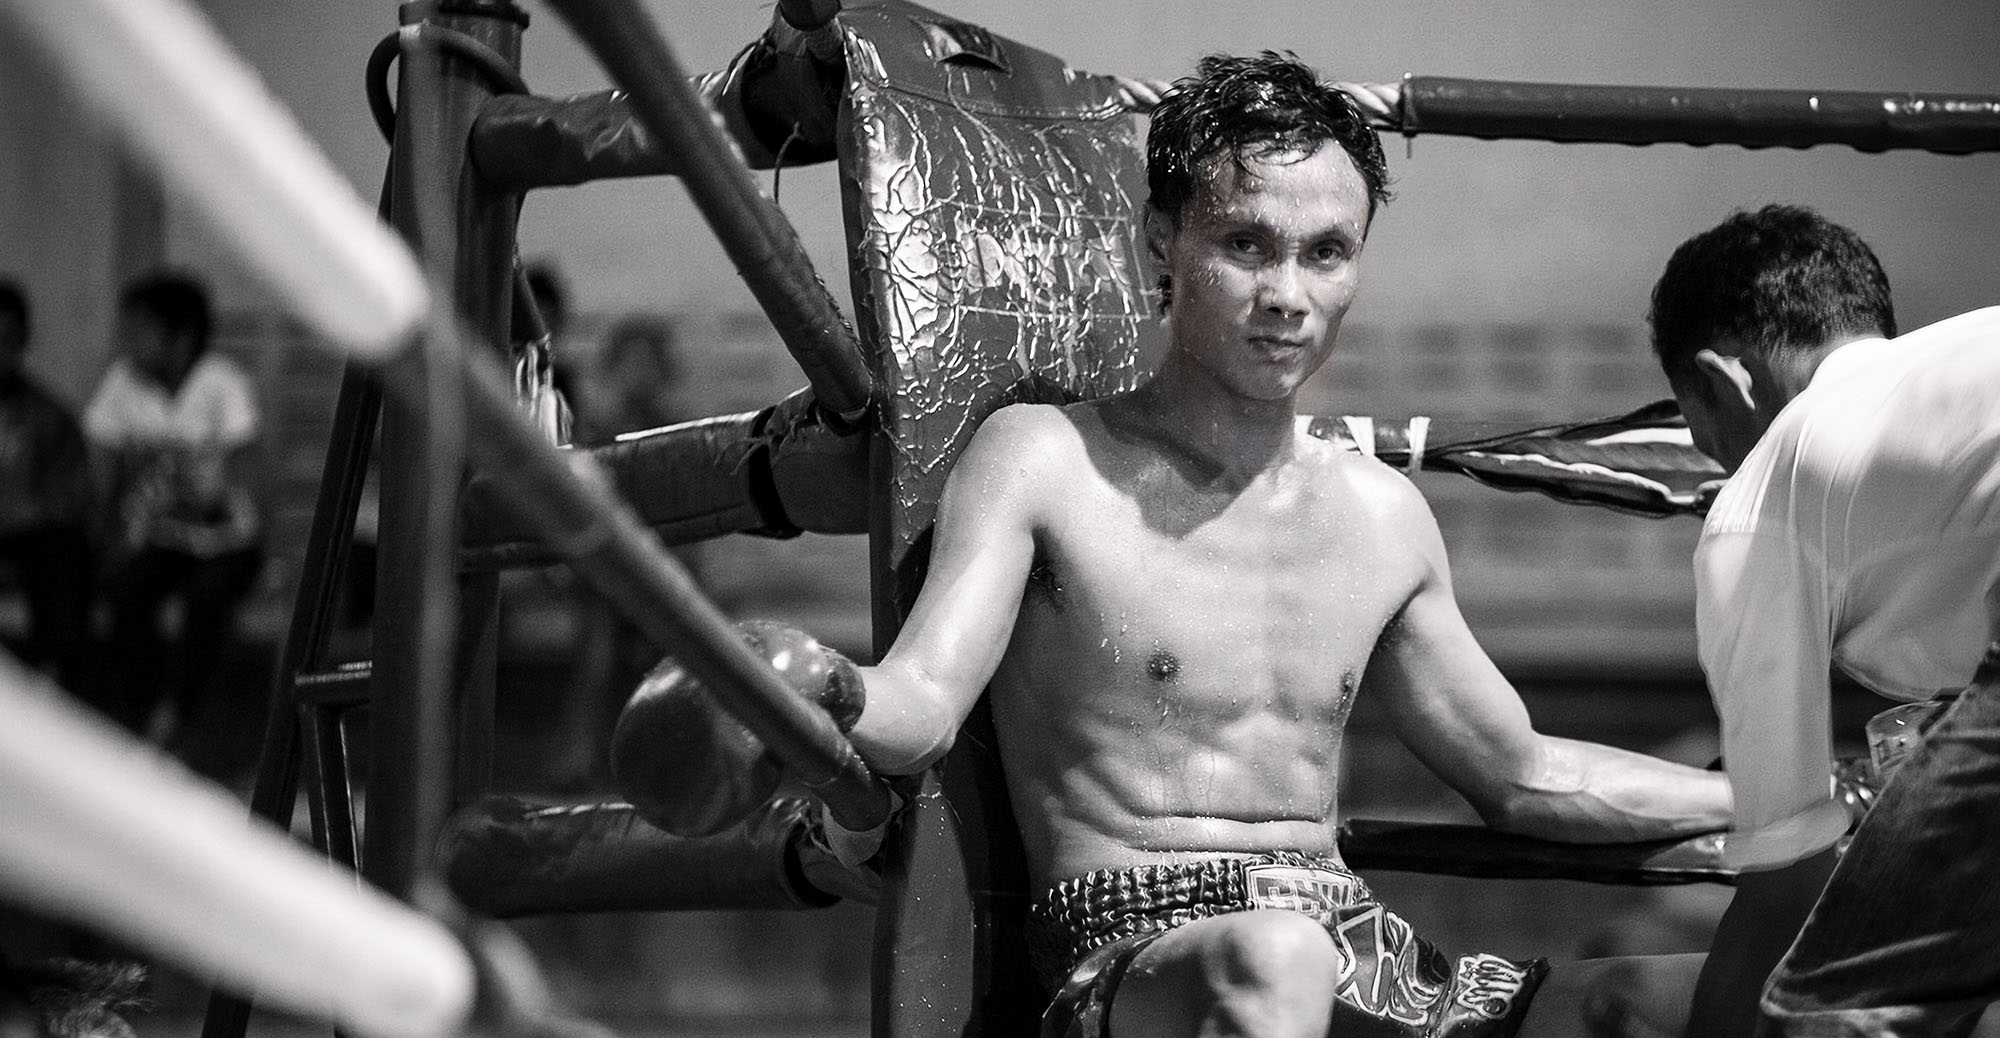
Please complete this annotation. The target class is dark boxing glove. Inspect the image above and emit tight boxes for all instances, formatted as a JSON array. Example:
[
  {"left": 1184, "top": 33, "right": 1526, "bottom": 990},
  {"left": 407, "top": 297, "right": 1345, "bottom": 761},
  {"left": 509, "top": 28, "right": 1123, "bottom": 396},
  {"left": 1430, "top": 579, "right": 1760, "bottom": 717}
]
[
  {"left": 610, "top": 654, "right": 784, "bottom": 838},
  {"left": 610, "top": 621, "right": 865, "bottom": 838}
]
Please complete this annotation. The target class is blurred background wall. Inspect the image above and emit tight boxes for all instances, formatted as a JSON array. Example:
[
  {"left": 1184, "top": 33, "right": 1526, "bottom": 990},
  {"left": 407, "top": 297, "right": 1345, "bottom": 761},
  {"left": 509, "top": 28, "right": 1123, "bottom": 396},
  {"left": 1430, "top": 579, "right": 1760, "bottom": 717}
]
[
  {"left": 2, "top": 0, "right": 1995, "bottom": 1033},
  {"left": 5, "top": 0, "right": 1996, "bottom": 669}
]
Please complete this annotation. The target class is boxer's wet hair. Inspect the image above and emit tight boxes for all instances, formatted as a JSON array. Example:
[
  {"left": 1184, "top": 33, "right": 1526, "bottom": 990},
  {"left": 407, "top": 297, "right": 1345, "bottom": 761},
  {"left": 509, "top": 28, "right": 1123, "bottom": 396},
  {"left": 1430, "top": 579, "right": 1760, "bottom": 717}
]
[
  {"left": 1146, "top": 51, "right": 1392, "bottom": 232},
  {"left": 120, "top": 273, "right": 212, "bottom": 357},
  {"left": 1649, "top": 204, "right": 1896, "bottom": 387}
]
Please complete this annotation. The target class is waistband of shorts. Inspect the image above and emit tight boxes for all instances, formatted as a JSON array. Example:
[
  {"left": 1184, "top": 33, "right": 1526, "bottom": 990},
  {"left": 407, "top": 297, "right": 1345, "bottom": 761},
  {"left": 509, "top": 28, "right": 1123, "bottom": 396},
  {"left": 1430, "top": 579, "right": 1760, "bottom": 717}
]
[
  {"left": 1030, "top": 851, "right": 1359, "bottom": 919},
  {"left": 1024, "top": 851, "right": 1368, "bottom": 989}
]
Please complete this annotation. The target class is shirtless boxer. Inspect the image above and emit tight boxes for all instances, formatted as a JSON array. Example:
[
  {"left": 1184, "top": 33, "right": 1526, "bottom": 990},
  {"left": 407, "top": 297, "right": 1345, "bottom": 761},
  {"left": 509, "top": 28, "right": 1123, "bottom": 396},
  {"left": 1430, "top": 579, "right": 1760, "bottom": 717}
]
[
  {"left": 829, "top": 53, "right": 1731, "bottom": 1038},
  {"left": 619, "top": 51, "right": 1732, "bottom": 1038}
]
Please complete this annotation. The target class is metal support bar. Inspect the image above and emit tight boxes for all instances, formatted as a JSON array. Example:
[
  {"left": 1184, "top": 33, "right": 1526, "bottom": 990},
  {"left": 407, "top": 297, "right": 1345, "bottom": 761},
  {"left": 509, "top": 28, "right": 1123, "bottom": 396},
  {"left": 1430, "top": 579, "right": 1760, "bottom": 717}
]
[
  {"left": 302, "top": 700, "right": 361, "bottom": 872},
  {"left": 199, "top": 357, "right": 381, "bottom": 1038},
  {"left": 369, "top": 0, "right": 525, "bottom": 903}
]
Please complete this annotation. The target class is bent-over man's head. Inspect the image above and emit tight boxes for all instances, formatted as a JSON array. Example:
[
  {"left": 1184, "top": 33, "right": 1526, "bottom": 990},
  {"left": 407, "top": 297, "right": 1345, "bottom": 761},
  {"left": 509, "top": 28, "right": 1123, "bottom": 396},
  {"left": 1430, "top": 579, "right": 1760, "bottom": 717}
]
[{"left": 1648, "top": 204, "right": 1896, "bottom": 471}]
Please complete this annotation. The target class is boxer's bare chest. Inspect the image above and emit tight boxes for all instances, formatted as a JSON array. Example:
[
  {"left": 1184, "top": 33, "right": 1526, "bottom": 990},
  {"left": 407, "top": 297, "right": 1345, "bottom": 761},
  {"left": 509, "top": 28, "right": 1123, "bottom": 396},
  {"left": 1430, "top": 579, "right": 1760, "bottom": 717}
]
[{"left": 1000, "top": 430, "right": 1414, "bottom": 730}]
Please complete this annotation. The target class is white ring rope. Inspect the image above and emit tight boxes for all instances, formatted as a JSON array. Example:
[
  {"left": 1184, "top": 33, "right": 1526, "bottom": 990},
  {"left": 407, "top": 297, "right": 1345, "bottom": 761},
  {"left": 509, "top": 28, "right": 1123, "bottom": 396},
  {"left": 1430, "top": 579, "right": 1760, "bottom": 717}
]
[
  {"left": 0, "top": 0, "right": 427, "bottom": 358},
  {"left": 1342, "top": 415, "right": 1377, "bottom": 458},
  {"left": 1334, "top": 80, "right": 1402, "bottom": 129},
  {"left": 0, "top": 652, "right": 475, "bottom": 1038}
]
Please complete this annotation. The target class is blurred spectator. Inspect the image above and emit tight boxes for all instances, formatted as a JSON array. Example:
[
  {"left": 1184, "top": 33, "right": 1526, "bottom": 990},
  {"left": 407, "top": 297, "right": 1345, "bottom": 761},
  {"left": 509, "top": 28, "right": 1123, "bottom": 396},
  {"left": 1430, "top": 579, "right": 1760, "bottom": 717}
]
[
  {"left": 80, "top": 274, "right": 264, "bottom": 774},
  {"left": 0, "top": 281, "right": 94, "bottom": 686},
  {"left": 580, "top": 313, "right": 686, "bottom": 443}
]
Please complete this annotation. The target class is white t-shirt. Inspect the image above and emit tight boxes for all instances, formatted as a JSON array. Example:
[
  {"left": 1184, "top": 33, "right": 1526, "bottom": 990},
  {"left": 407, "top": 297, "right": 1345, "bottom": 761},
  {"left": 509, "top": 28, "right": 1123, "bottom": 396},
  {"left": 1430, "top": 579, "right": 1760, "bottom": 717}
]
[
  {"left": 1697, "top": 306, "right": 2000, "bottom": 871},
  {"left": 83, "top": 353, "right": 262, "bottom": 555},
  {"left": 83, "top": 353, "right": 259, "bottom": 449}
]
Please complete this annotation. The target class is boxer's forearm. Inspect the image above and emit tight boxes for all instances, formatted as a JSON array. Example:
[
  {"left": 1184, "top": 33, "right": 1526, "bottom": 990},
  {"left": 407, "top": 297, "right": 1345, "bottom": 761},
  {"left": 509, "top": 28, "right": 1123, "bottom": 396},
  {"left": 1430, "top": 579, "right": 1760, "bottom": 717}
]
[
  {"left": 1490, "top": 735, "right": 1733, "bottom": 843},
  {"left": 846, "top": 661, "right": 960, "bottom": 775}
]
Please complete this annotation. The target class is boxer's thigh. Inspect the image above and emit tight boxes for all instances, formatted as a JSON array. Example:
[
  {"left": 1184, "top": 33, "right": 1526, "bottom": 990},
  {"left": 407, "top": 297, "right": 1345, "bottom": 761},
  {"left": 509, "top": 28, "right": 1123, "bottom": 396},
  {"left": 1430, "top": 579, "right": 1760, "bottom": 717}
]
[{"left": 1107, "top": 909, "right": 1340, "bottom": 1038}]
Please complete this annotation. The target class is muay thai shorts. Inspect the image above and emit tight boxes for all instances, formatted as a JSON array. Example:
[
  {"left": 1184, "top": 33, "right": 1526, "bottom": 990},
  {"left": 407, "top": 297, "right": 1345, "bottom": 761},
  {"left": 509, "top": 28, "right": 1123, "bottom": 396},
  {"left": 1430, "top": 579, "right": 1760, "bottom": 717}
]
[{"left": 1024, "top": 851, "right": 1548, "bottom": 1038}]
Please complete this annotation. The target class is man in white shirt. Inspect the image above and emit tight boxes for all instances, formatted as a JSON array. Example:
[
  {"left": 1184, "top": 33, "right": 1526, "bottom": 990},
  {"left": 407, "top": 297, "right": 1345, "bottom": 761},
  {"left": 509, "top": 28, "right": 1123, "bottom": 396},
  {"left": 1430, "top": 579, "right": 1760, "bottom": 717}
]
[
  {"left": 1647, "top": 203, "right": 2000, "bottom": 1037},
  {"left": 82, "top": 273, "right": 264, "bottom": 774}
]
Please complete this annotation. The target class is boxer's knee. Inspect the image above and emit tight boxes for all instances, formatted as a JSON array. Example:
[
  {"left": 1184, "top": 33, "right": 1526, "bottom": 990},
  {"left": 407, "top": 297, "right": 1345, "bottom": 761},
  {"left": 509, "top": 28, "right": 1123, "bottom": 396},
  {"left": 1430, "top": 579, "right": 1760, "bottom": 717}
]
[
  {"left": 1114, "top": 911, "right": 1338, "bottom": 1038},
  {"left": 1201, "top": 911, "right": 1338, "bottom": 996}
]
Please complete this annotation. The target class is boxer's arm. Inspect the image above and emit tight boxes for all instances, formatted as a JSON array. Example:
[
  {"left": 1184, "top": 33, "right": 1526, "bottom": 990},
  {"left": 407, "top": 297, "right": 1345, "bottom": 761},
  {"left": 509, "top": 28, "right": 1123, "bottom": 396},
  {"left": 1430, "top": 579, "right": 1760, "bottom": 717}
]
[
  {"left": 1366, "top": 480, "right": 1733, "bottom": 842},
  {"left": 846, "top": 405, "right": 1053, "bottom": 774}
]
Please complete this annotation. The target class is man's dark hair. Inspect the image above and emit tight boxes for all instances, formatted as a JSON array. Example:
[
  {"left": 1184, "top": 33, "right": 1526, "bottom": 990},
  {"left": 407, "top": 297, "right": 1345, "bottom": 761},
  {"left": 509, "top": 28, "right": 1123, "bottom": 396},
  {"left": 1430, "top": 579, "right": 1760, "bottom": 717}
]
[
  {"left": 1146, "top": 51, "right": 1392, "bottom": 230},
  {"left": 1648, "top": 204, "right": 1895, "bottom": 384},
  {"left": 120, "top": 273, "right": 212, "bottom": 357},
  {"left": 0, "top": 280, "right": 27, "bottom": 338}
]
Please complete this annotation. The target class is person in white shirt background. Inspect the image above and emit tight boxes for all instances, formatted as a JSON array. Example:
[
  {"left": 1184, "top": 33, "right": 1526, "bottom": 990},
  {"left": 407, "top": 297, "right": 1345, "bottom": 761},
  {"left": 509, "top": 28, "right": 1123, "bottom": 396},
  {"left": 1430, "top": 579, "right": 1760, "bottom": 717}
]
[
  {"left": 81, "top": 272, "right": 265, "bottom": 779},
  {"left": 1647, "top": 203, "right": 2000, "bottom": 1038}
]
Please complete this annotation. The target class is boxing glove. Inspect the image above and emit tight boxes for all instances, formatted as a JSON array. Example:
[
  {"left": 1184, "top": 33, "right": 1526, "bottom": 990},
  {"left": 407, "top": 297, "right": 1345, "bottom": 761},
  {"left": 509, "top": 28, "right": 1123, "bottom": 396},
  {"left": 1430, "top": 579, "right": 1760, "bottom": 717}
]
[
  {"left": 733, "top": 619, "right": 865, "bottom": 733},
  {"left": 610, "top": 654, "right": 783, "bottom": 838},
  {"left": 611, "top": 621, "right": 865, "bottom": 838}
]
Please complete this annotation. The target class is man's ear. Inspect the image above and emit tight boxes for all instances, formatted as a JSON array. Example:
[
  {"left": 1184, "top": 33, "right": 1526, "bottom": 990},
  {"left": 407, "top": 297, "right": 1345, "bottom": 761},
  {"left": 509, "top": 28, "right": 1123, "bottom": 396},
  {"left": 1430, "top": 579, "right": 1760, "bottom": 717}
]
[
  {"left": 1142, "top": 205, "right": 1173, "bottom": 268},
  {"left": 1692, "top": 349, "right": 1756, "bottom": 411}
]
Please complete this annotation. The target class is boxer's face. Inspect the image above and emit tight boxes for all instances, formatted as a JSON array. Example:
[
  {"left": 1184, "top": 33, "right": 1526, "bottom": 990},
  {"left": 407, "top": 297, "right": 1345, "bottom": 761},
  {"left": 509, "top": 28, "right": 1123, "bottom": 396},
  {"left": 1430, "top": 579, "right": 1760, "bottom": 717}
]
[{"left": 1153, "top": 145, "right": 1369, "bottom": 402}]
